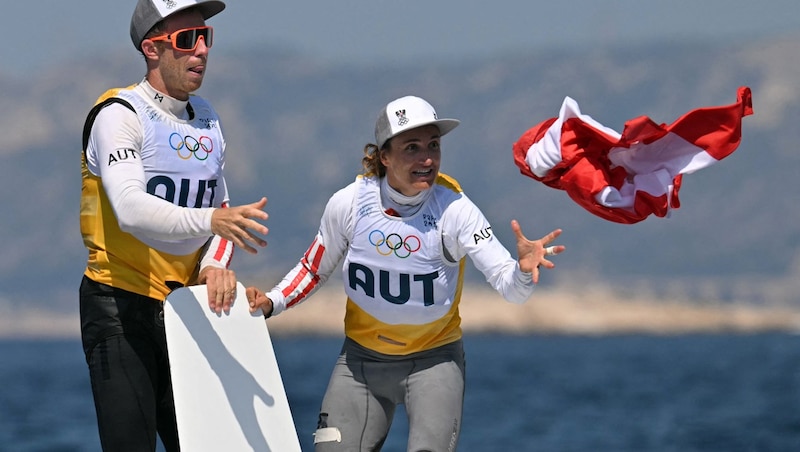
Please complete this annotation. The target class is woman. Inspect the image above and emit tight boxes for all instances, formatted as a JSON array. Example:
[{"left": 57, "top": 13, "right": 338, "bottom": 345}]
[{"left": 246, "top": 95, "right": 564, "bottom": 451}]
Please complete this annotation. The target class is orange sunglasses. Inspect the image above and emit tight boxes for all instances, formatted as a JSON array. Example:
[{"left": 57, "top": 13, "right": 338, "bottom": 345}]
[{"left": 149, "top": 26, "right": 213, "bottom": 51}]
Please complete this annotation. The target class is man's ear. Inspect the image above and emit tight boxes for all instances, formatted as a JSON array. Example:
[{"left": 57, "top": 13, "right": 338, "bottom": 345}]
[{"left": 140, "top": 40, "right": 161, "bottom": 60}]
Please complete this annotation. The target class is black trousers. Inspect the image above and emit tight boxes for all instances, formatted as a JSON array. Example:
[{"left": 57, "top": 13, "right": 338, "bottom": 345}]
[{"left": 79, "top": 276, "right": 180, "bottom": 452}]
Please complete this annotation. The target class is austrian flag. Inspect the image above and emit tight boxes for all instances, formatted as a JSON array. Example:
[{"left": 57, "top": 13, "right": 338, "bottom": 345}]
[{"left": 513, "top": 86, "right": 753, "bottom": 224}]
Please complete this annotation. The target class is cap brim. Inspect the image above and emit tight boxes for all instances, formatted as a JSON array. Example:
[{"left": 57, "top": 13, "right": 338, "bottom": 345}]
[
  {"left": 378, "top": 118, "right": 460, "bottom": 149},
  {"left": 433, "top": 119, "right": 460, "bottom": 137},
  {"left": 388, "top": 118, "right": 460, "bottom": 143}
]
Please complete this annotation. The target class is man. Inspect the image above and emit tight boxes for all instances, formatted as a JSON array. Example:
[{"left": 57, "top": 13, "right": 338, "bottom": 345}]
[{"left": 79, "top": 1, "right": 268, "bottom": 450}]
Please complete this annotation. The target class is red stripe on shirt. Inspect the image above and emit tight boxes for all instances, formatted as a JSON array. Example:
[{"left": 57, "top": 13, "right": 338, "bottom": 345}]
[
  {"left": 213, "top": 238, "right": 232, "bottom": 263},
  {"left": 213, "top": 202, "right": 232, "bottom": 265},
  {"left": 283, "top": 238, "right": 326, "bottom": 306}
]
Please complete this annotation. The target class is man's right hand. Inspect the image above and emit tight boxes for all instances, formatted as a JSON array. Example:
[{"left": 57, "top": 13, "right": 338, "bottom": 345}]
[{"left": 211, "top": 197, "right": 269, "bottom": 254}]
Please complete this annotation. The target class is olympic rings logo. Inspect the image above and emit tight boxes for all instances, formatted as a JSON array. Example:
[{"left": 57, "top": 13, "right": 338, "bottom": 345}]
[
  {"left": 169, "top": 132, "right": 214, "bottom": 161},
  {"left": 369, "top": 229, "right": 421, "bottom": 258}
]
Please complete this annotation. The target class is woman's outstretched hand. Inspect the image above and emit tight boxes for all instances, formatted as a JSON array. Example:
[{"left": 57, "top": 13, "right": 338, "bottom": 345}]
[{"left": 511, "top": 219, "right": 565, "bottom": 284}]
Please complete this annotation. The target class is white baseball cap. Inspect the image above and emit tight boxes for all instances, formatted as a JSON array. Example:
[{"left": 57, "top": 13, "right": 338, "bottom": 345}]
[
  {"left": 130, "top": 0, "right": 226, "bottom": 51},
  {"left": 374, "top": 96, "right": 460, "bottom": 149}
]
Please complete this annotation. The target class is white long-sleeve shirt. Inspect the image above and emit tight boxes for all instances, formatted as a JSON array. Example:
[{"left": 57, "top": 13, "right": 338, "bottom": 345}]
[
  {"left": 267, "top": 174, "right": 535, "bottom": 318},
  {"left": 81, "top": 80, "right": 232, "bottom": 299}
]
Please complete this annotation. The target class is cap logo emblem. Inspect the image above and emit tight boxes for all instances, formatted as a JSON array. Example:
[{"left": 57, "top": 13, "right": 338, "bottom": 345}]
[
  {"left": 162, "top": 0, "right": 178, "bottom": 9},
  {"left": 395, "top": 109, "right": 409, "bottom": 126}
]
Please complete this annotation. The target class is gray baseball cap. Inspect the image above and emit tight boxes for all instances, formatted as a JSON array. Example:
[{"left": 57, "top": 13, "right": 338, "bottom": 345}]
[
  {"left": 375, "top": 96, "right": 460, "bottom": 149},
  {"left": 130, "top": 0, "right": 226, "bottom": 51}
]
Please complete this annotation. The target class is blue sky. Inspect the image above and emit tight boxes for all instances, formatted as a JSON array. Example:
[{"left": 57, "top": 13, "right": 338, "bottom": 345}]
[{"left": 4, "top": 0, "right": 799, "bottom": 77}]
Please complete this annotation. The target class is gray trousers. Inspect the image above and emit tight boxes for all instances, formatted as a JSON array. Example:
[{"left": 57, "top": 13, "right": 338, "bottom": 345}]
[{"left": 314, "top": 338, "right": 466, "bottom": 452}]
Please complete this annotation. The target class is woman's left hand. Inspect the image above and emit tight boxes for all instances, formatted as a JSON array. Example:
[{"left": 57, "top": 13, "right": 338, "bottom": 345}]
[{"left": 511, "top": 219, "right": 565, "bottom": 284}]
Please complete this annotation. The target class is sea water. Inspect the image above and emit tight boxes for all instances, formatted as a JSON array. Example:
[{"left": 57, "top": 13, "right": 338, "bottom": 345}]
[{"left": 2, "top": 333, "right": 799, "bottom": 451}]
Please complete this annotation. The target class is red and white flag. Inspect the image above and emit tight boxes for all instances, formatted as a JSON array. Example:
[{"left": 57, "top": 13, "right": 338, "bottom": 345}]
[{"left": 513, "top": 86, "right": 753, "bottom": 224}]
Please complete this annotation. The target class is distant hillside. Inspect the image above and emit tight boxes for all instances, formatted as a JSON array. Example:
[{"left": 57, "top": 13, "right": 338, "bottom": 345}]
[
  {"left": 4, "top": 284, "right": 799, "bottom": 339},
  {"left": 1, "top": 34, "right": 799, "bottom": 314}
]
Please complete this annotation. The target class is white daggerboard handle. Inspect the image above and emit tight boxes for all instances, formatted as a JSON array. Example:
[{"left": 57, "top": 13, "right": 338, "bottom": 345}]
[{"left": 164, "top": 282, "right": 301, "bottom": 452}]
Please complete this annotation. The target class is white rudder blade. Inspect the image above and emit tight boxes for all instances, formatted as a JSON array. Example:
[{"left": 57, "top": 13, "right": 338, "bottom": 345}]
[{"left": 164, "top": 282, "right": 301, "bottom": 451}]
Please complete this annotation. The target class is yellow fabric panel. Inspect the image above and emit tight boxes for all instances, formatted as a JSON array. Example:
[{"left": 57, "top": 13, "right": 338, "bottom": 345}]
[
  {"left": 436, "top": 173, "right": 462, "bottom": 193},
  {"left": 344, "top": 258, "right": 466, "bottom": 355},
  {"left": 80, "top": 86, "right": 201, "bottom": 301}
]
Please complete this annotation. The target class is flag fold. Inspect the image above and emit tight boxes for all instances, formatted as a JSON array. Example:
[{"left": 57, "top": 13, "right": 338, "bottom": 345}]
[{"left": 513, "top": 86, "right": 753, "bottom": 224}]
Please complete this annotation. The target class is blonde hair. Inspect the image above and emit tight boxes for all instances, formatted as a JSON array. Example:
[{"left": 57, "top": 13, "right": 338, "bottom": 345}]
[{"left": 361, "top": 143, "right": 387, "bottom": 177}]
